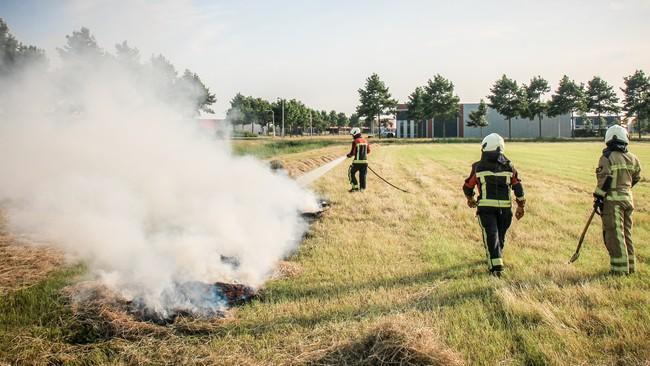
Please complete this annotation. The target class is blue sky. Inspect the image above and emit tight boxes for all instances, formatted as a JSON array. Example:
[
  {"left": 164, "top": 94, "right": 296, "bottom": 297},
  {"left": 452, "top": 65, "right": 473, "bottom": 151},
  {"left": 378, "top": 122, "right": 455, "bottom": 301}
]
[{"left": 2, "top": 0, "right": 649, "bottom": 117}]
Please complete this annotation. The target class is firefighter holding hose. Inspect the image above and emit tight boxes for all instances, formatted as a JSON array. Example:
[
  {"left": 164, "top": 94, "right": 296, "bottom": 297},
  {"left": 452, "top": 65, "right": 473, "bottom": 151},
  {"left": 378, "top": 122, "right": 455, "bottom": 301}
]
[
  {"left": 347, "top": 127, "right": 370, "bottom": 192},
  {"left": 593, "top": 125, "right": 642, "bottom": 275},
  {"left": 463, "top": 133, "right": 525, "bottom": 277}
]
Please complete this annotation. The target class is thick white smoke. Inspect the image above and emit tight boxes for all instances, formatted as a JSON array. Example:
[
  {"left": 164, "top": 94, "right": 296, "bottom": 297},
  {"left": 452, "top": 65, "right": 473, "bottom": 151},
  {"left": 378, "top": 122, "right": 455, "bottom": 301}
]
[{"left": 0, "top": 47, "right": 319, "bottom": 317}]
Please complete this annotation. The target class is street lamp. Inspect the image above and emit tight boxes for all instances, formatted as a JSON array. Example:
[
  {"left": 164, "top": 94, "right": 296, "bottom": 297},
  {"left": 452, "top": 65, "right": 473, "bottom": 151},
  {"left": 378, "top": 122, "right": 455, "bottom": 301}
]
[
  {"left": 266, "top": 110, "right": 275, "bottom": 137},
  {"left": 277, "top": 98, "right": 285, "bottom": 137}
]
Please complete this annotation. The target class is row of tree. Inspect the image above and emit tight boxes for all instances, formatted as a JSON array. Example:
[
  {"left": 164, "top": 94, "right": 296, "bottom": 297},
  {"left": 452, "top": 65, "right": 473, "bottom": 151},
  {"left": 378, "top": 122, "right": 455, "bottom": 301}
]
[
  {"left": 439, "top": 72, "right": 650, "bottom": 139},
  {"left": 0, "top": 19, "right": 215, "bottom": 115},
  {"left": 483, "top": 74, "right": 621, "bottom": 139},
  {"left": 354, "top": 70, "right": 650, "bottom": 140},
  {"left": 455, "top": 72, "right": 650, "bottom": 139},
  {"left": 0, "top": 19, "right": 47, "bottom": 75},
  {"left": 226, "top": 93, "right": 356, "bottom": 135}
]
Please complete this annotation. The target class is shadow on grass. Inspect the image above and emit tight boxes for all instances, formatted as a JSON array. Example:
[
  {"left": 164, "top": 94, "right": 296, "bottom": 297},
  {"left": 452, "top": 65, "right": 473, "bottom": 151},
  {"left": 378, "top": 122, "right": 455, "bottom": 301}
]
[
  {"left": 265, "top": 259, "right": 487, "bottom": 303},
  {"left": 208, "top": 285, "right": 496, "bottom": 339}
]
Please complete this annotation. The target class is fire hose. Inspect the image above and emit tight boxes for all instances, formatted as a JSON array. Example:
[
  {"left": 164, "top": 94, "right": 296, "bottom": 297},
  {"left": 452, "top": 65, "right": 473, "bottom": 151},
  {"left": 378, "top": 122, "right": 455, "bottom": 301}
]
[{"left": 368, "top": 166, "right": 409, "bottom": 193}]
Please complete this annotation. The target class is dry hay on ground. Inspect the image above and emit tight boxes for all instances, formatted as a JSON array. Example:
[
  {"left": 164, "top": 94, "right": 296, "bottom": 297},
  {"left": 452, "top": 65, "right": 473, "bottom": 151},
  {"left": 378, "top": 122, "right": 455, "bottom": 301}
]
[
  {"left": 0, "top": 216, "right": 64, "bottom": 295},
  {"left": 305, "top": 320, "right": 464, "bottom": 366},
  {"left": 271, "top": 260, "right": 304, "bottom": 280},
  {"left": 277, "top": 152, "right": 342, "bottom": 178}
]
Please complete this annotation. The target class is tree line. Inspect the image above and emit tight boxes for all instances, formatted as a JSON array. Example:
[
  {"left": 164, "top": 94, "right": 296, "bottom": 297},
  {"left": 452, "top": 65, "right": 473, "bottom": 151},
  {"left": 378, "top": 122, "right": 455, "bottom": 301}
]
[
  {"left": 0, "top": 19, "right": 47, "bottom": 75},
  {"left": 0, "top": 18, "right": 215, "bottom": 115},
  {"left": 354, "top": 71, "right": 650, "bottom": 139},
  {"left": 481, "top": 74, "right": 639, "bottom": 139},
  {"left": 226, "top": 93, "right": 356, "bottom": 135}
]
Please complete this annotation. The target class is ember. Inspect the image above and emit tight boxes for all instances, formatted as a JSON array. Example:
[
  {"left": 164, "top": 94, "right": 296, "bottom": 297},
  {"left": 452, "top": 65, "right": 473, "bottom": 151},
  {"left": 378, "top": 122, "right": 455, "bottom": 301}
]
[
  {"left": 128, "top": 281, "right": 257, "bottom": 325},
  {"left": 214, "top": 282, "right": 257, "bottom": 306},
  {"left": 301, "top": 198, "right": 331, "bottom": 220}
]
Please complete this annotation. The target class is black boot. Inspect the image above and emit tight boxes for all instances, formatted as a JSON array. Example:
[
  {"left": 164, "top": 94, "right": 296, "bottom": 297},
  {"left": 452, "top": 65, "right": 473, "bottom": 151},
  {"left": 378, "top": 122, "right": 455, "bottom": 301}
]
[{"left": 490, "top": 265, "right": 503, "bottom": 278}]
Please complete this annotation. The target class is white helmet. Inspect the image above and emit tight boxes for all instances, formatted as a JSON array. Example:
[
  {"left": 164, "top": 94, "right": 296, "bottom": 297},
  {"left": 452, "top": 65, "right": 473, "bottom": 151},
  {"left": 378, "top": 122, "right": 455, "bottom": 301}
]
[
  {"left": 350, "top": 127, "right": 361, "bottom": 136},
  {"left": 605, "top": 124, "right": 629, "bottom": 144},
  {"left": 481, "top": 133, "right": 505, "bottom": 152}
]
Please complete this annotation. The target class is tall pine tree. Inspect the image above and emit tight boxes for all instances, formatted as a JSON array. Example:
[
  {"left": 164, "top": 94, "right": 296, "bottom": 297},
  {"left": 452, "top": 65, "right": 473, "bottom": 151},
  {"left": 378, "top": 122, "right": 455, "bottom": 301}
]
[
  {"left": 488, "top": 75, "right": 525, "bottom": 140},
  {"left": 356, "top": 73, "right": 397, "bottom": 136}
]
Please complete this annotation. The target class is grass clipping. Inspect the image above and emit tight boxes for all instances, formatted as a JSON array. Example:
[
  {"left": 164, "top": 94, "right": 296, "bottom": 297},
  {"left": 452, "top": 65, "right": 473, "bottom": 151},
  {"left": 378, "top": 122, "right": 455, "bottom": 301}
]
[{"left": 309, "top": 320, "right": 464, "bottom": 366}]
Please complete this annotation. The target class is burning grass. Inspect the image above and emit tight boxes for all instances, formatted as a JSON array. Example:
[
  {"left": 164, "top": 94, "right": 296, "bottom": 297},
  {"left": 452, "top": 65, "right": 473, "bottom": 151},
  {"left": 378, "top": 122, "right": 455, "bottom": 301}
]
[
  {"left": 1, "top": 142, "right": 649, "bottom": 365},
  {"left": 63, "top": 279, "right": 258, "bottom": 333}
]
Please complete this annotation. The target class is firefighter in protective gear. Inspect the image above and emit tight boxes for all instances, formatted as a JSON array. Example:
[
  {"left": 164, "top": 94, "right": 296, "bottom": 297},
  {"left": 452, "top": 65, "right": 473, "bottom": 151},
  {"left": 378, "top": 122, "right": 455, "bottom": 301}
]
[
  {"left": 463, "top": 133, "right": 525, "bottom": 277},
  {"left": 347, "top": 127, "right": 370, "bottom": 192},
  {"left": 594, "top": 125, "right": 642, "bottom": 275}
]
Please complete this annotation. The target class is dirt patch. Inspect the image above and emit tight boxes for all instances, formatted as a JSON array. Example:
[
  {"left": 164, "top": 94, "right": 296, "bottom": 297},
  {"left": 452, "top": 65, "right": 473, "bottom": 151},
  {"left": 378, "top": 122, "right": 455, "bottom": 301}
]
[
  {"left": 0, "top": 215, "right": 64, "bottom": 295},
  {"left": 306, "top": 320, "right": 464, "bottom": 366}
]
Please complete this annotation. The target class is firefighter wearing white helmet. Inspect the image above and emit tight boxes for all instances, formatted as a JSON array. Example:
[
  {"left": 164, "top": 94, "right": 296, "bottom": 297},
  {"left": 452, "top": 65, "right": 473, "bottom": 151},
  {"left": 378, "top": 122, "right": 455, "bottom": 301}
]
[
  {"left": 594, "top": 124, "right": 642, "bottom": 275},
  {"left": 481, "top": 133, "right": 505, "bottom": 152},
  {"left": 346, "top": 127, "right": 370, "bottom": 192},
  {"left": 463, "top": 133, "right": 525, "bottom": 277}
]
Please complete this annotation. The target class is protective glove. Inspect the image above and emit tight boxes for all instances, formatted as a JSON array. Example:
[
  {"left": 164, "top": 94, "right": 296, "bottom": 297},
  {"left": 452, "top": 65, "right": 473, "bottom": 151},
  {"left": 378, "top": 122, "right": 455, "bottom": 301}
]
[
  {"left": 515, "top": 206, "right": 525, "bottom": 220},
  {"left": 515, "top": 199, "right": 525, "bottom": 220},
  {"left": 467, "top": 197, "right": 477, "bottom": 208},
  {"left": 593, "top": 195, "right": 604, "bottom": 215}
]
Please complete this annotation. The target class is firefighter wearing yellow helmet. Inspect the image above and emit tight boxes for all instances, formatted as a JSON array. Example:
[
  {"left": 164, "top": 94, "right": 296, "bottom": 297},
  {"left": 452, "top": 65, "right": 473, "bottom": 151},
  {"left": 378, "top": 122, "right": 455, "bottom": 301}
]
[
  {"left": 593, "top": 124, "right": 642, "bottom": 275},
  {"left": 462, "top": 133, "right": 525, "bottom": 277}
]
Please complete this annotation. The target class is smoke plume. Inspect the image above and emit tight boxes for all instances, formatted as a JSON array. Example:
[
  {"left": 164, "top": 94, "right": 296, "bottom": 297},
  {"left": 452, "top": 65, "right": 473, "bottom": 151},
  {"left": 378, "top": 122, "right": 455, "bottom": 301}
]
[{"left": 0, "top": 39, "right": 318, "bottom": 317}]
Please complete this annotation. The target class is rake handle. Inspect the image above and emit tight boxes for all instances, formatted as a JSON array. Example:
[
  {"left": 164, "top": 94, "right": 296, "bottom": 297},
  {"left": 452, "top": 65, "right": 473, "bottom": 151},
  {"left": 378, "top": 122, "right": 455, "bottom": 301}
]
[{"left": 568, "top": 208, "right": 597, "bottom": 264}]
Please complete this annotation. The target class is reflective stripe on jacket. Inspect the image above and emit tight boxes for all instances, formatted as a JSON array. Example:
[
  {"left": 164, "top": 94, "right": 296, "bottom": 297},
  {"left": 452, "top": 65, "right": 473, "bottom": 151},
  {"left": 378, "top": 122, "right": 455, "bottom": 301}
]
[
  {"left": 463, "top": 155, "right": 525, "bottom": 208},
  {"left": 594, "top": 150, "right": 642, "bottom": 203},
  {"left": 348, "top": 137, "right": 370, "bottom": 164}
]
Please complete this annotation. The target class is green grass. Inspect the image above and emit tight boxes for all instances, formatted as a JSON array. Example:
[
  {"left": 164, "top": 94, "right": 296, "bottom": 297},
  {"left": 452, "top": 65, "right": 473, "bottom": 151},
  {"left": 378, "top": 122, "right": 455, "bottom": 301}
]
[
  {"left": 1, "top": 142, "right": 649, "bottom": 365},
  {"left": 232, "top": 137, "right": 348, "bottom": 158}
]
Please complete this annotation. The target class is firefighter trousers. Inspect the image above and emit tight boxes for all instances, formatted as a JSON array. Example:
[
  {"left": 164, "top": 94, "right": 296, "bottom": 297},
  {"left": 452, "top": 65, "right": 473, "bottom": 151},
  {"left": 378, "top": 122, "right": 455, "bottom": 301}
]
[
  {"left": 602, "top": 200, "right": 635, "bottom": 274},
  {"left": 348, "top": 163, "right": 367, "bottom": 190},
  {"left": 477, "top": 207, "right": 512, "bottom": 272}
]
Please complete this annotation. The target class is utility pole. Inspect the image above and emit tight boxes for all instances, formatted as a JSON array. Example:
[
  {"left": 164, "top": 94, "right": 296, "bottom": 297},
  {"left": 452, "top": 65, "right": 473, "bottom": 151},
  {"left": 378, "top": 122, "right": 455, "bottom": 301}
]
[
  {"left": 309, "top": 110, "right": 313, "bottom": 136},
  {"left": 280, "top": 99, "right": 285, "bottom": 137}
]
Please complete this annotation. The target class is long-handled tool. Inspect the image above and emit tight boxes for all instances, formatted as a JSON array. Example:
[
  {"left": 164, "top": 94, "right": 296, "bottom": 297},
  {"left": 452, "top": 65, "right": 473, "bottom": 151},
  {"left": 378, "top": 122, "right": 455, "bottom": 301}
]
[
  {"left": 367, "top": 166, "right": 409, "bottom": 193},
  {"left": 568, "top": 208, "right": 598, "bottom": 264}
]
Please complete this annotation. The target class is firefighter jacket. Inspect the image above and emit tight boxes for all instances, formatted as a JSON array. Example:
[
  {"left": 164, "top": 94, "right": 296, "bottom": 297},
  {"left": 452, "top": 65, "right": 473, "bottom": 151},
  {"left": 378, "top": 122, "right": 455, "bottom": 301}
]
[
  {"left": 347, "top": 137, "right": 370, "bottom": 164},
  {"left": 463, "top": 152, "right": 525, "bottom": 208},
  {"left": 594, "top": 145, "right": 642, "bottom": 205}
]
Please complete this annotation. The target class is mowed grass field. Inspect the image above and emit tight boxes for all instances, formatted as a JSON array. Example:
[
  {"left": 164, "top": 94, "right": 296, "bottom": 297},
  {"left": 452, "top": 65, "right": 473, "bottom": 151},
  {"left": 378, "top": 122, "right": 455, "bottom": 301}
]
[{"left": 1, "top": 141, "right": 649, "bottom": 365}]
